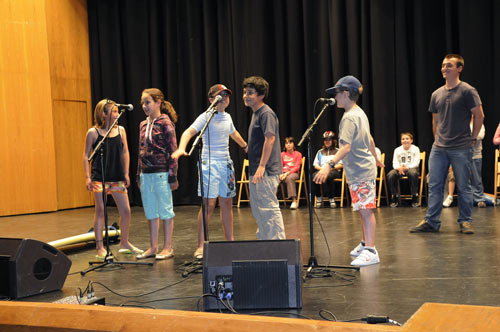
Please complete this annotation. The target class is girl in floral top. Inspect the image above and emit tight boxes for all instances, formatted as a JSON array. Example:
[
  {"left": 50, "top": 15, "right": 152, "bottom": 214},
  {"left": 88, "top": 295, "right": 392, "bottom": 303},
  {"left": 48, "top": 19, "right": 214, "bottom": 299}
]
[{"left": 136, "top": 88, "right": 178, "bottom": 260}]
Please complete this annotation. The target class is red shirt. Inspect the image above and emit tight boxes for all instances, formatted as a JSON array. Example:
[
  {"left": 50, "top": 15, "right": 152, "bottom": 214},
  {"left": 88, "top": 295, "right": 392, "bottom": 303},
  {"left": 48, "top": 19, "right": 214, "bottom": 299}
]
[{"left": 281, "top": 151, "right": 302, "bottom": 174}]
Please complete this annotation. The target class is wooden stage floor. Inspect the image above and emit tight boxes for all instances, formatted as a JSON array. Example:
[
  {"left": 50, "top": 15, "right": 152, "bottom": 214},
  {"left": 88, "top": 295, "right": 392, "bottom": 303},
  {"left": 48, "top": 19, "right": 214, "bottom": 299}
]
[{"left": 1, "top": 203, "right": 500, "bottom": 325}]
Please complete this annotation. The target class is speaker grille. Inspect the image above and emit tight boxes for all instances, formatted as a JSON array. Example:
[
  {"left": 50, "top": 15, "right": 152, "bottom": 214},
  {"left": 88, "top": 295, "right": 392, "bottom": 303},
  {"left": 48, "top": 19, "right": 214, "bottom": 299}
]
[
  {"left": 33, "top": 258, "right": 52, "bottom": 281},
  {"left": 203, "top": 240, "right": 302, "bottom": 310},
  {"left": 233, "top": 260, "right": 289, "bottom": 309}
]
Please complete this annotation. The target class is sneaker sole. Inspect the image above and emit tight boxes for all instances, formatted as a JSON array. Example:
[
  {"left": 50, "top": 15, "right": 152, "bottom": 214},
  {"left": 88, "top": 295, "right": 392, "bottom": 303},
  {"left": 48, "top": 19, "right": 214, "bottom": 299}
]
[
  {"left": 351, "top": 259, "right": 380, "bottom": 266},
  {"left": 409, "top": 227, "right": 439, "bottom": 233}
]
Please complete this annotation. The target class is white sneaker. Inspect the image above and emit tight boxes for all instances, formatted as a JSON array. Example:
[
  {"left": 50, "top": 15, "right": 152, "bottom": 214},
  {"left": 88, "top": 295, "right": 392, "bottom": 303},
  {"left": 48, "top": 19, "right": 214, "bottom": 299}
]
[
  {"left": 329, "top": 199, "right": 337, "bottom": 208},
  {"left": 443, "top": 195, "right": 453, "bottom": 208},
  {"left": 350, "top": 242, "right": 365, "bottom": 257},
  {"left": 315, "top": 197, "right": 323, "bottom": 208},
  {"left": 351, "top": 248, "right": 380, "bottom": 266},
  {"left": 290, "top": 201, "right": 298, "bottom": 210}
]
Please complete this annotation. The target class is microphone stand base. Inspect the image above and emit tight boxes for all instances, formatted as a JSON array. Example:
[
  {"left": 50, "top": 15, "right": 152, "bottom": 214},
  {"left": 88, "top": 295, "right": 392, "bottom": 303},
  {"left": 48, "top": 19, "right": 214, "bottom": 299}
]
[{"left": 81, "top": 257, "right": 153, "bottom": 276}]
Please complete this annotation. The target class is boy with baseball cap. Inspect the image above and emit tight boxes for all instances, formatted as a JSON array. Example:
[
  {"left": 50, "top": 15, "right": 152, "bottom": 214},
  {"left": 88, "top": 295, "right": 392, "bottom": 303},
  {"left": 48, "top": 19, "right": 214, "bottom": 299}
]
[{"left": 315, "top": 75, "right": 384, "bottom": 266}]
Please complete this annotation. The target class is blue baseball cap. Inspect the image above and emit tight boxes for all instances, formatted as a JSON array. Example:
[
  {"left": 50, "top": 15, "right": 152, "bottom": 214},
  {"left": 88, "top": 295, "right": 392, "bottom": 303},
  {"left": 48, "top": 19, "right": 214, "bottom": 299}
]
[{"left": 325, "top": 75, "right": 362, "bottom": 95}]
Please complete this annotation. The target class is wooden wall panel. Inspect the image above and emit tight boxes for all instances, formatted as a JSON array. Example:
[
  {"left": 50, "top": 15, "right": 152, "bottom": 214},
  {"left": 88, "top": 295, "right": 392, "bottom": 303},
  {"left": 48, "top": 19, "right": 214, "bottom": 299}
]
[
  {"left": 45, "top": 0, "right": 92, "bottom": 101},
  {"left": 0, "top": 0, "right": 58, "bottom": 216},
  {"left": 45, "top": 0, "right": 93, "bottom": 209},
  {"left": 0, "top": 0, "right": 93, "bottom": 215},
  {"left": 52, "top": 100, "right": 92, "bottom": 209}
]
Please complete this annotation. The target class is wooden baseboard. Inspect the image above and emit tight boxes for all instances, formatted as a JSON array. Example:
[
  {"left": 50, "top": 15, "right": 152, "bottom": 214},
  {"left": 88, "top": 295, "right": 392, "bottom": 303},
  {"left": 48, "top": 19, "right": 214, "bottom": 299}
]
[
  {"left": 402, "top": 302, "right": 500, "bottom": 331},
  {"left": 0, "top": 301, "right": 399, "bottom": 332}
]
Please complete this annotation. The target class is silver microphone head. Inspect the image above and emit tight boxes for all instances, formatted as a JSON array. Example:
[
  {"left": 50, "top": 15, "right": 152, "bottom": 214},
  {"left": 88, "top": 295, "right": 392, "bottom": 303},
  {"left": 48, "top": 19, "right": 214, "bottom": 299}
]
[
  {"left": 116, "top": 103, "right": 134, "bottom": 111},
  {"left": 319, "top": 98, "right": 336, "bottom": 106}
]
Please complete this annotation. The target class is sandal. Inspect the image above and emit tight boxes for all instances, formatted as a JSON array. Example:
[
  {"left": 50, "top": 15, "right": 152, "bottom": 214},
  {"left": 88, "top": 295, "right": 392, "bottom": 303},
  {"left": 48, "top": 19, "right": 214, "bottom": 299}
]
[{"left": 193, "top": 248, "right": 204, "bottom": 260}]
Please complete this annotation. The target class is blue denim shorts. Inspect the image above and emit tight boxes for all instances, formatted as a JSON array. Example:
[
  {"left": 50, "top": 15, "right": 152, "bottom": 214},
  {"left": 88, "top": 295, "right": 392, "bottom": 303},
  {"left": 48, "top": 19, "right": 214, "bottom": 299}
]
[
  {"left": 198, "top": 159, "right": 236, "bottom": 199},
  {"left": 140, "top": 172, "right": 175, "bottom": 220}
]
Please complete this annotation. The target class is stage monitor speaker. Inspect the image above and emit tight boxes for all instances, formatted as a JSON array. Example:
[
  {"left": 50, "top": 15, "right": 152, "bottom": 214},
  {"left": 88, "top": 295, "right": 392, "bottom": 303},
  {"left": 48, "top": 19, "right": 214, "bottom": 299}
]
[
  {"left": 202, "top": 239, "right": 302, "bottom": 311},
  {"left": 0, "top": 238, "right": 72, "bottom": 299}
]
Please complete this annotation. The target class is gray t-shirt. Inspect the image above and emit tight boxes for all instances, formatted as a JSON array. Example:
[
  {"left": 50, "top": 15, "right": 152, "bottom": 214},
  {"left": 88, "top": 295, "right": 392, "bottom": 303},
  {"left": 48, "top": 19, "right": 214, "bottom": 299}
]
[
  {"left": 429, "top": 81, "right": 481, "bottom": 149},
  {"left": 338, "top": 105, "right": 376, "bottom": 183},
  {"left": 190, "top": 110, "right": 236, "bottom": 160},
  {"left": 248, "top": 104, "right": 282, "bottom": 176}
]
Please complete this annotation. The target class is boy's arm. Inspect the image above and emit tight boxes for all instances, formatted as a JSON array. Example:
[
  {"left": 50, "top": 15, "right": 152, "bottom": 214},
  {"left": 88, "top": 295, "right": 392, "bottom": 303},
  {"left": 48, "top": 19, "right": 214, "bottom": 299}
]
[
  {"left": 369, "top": 136, "right": 384, "bottom": 168},
  {"left": 171, "top": 127, "right": 197, "bottom": 160},
  {"left": 252, "top": 133, "right": 275, "bottom": 184},
  {"left": 313, "top": 144, "right": 350, "bottom": 184}
]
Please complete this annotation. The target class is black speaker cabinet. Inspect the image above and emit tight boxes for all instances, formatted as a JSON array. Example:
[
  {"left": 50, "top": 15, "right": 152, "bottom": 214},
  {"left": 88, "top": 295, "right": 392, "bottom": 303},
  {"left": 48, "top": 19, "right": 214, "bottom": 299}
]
[
  {"left": 202, "top": 239, "right": 302, "bottom": 311},
  {"left": 0, "top": 238, "right": 72, "bottom": 299}
]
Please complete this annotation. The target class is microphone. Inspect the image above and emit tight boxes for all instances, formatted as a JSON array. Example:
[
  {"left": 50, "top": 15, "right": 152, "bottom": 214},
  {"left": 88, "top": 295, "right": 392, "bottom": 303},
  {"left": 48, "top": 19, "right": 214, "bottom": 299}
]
[
  {"left": 319, "top": 98, "right": 336, "bottom": 106},
  {"left": 116, "top": 103, "right": 134, "bottom": 111},
  {"left": 208, "top": 95, "right": 223, "bottom": 111}
]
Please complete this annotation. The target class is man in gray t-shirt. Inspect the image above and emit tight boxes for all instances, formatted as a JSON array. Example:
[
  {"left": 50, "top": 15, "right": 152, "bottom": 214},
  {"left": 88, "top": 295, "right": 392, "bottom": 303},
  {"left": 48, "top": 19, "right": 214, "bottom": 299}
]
[
  {"left": 243, "top": 76, "right": 285, "bottom": 240},
  {"left": 410, "top": 54, "right": 484, "bottom": 234}
]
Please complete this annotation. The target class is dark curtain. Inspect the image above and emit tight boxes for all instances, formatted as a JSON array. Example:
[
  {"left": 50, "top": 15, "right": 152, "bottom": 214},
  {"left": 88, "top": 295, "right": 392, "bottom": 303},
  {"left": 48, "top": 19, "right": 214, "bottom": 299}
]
[{"left": 87, "top": 0, "right": 500, "bottom": 206}]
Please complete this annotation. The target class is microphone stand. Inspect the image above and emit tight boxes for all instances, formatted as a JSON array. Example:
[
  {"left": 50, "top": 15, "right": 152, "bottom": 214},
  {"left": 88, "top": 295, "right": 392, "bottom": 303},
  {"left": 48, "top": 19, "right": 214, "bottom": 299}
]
[
  {"left": 297, "top": 100, "right": 359, "bottom": 281},
  {"left": 81, "top": 108, "right": 153, "bottom": 275},
  {"left": 182, "top": 105, "right": 219, "bottom": 277}
]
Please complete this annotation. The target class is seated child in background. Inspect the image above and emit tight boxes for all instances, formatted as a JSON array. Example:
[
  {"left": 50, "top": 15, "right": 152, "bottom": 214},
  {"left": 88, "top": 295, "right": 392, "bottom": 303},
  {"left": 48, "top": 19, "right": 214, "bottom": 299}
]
[
  {"left": 387, "top": 132, "right": 421, "bottom": 207},
  {"left": 280, "top": 137, "right": 302, "bottom": 209}
]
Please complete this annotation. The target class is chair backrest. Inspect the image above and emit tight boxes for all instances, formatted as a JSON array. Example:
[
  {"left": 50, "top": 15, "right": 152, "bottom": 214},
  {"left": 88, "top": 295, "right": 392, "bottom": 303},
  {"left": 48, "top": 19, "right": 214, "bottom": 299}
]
[
  {"left": 376, "top": 152, "right": 388, "bottom": 207},
  {"left": 377, "top": 153, "right": 386, "bottom": 179},
  {"left": 240, "top": 159, "right": 249, "bottom": 182},
  {"left": 419, "top": 151, "right": 426, "bottom": 177},
  {"left": 298, "top": 157, "right": 306, "bottom": 182},
  {"left": 495, "top": 149, "right": 500, "bottom": 187}
]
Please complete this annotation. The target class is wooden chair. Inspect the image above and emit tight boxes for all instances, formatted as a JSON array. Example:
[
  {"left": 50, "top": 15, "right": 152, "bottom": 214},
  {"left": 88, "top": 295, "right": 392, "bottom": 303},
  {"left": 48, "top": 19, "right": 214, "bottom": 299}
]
[
  {"left": 494, "top": 149, "right": 500, "bottom": 203},
  {"left": 279, "top": 157, "right": 308, "bottom": 207},
  {"left": 236, "top": 159, "right": 249, "bottom": 207},
  {"left": 376, "top": 153, "right": 389, "bottom": 207},
  {"left": 398, "top": 151, "right": 426, "bottom": 206},
  {"left": 314, "top": 168, "right": 350, "bottom": 208}
]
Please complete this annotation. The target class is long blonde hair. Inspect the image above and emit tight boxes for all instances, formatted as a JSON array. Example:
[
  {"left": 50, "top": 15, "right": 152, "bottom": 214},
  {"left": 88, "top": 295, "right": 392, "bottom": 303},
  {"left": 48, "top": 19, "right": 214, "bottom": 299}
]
[{"left": 142, "top": 88, "right": 178, "bottom": 123}]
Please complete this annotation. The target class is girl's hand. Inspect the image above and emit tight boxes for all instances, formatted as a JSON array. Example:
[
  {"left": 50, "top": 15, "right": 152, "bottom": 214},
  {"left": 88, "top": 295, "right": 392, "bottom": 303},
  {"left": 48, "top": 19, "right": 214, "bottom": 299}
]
[
  {"left": 124, "top": 174, "right": 130, "bottom": 188},
  {"left": 170, "top": 181, "right": 179, "bottom": 191},
  {"left": 85, "top": 178, "right": 93, "bottom": 192}
]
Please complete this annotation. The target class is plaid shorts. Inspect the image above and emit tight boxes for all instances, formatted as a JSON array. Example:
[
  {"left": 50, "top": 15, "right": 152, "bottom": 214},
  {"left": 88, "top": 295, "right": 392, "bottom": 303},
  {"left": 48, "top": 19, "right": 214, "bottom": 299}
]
[
  {"left": 348, "top": 179, "right": 376, "bottom": 211},
  {"left": 91, "top": 181, "right": 127, "bottom": 194}
]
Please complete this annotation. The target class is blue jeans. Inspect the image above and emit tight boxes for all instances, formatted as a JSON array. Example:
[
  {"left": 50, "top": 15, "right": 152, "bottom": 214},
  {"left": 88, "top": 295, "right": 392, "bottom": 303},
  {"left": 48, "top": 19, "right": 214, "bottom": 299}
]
[
  {"left": 471, "top": 158, "right": 486, "bottom": 203},
  {"left": 425, "top": 147, "right": 472, "bottom": 229}
]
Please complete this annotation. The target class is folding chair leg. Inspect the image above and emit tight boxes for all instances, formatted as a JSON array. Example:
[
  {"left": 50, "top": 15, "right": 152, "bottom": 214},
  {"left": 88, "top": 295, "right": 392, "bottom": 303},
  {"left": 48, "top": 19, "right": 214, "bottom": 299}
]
[
  {"left": 237, "top": 183, "right": 243, "bottom": 208},
  {"left": 279, "top": 182, "right": 287, "bottom": 207}
]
